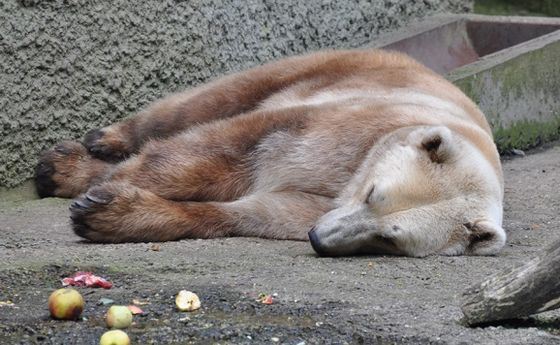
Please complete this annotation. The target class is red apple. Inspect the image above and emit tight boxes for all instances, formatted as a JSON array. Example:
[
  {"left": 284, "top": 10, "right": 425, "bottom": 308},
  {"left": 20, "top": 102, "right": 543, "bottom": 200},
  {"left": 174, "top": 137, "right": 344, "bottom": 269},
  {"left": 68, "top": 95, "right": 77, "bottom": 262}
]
[{"left": 48, "top": 288, "right": 84, "bottom": 320}]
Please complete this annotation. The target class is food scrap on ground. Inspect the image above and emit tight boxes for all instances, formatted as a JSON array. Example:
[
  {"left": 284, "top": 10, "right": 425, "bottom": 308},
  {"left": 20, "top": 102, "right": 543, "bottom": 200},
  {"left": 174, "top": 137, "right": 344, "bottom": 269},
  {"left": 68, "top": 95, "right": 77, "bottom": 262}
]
[
  {"left": 132, "top": 298, "right": 150, "bottom": 306},
  {"left": 127, "top": 305, "right": 143, "bottom": 315},
  {"left": 530, "top": 223, "right": 541, "bottom": 231},
  {"left": 257, "top": 293, "right": 274, "bottom": 305},
  {"left": 262, "top": 295, "right": 274, "bottom": 305},
  {"left": 0, "top": 300, "right": 15, "bottom": 307},
  {"left": 175, "top": 290, "right": 201, "bottom": 312},
  {"left": 62, "top": 271, "right": 113, "bottom": 289}
]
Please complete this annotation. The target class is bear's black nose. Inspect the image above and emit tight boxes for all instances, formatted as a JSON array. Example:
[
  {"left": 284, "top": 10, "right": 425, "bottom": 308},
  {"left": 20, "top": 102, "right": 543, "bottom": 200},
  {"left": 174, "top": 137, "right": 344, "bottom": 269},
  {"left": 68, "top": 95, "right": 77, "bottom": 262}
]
[{"left": 308, "top": 227, "right": 327, "bottom": 257}]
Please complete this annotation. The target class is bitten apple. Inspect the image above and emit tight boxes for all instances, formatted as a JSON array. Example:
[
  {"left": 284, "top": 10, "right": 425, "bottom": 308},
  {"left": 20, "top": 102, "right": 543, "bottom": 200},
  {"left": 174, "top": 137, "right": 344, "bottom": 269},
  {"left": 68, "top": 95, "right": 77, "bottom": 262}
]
[
  {"left": 48, "top": 288, "right": 84, "bottom": 320},
  {"left": 175, "top": 290, "right": 201, "bottom": 312}
]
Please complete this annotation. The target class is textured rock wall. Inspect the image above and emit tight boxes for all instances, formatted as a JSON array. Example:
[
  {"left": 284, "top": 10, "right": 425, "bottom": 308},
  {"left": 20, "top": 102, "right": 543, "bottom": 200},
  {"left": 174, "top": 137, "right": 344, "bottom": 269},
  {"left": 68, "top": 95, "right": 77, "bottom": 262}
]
[{"left": 0, "top": 0, "right": 472, "bottom": 188}]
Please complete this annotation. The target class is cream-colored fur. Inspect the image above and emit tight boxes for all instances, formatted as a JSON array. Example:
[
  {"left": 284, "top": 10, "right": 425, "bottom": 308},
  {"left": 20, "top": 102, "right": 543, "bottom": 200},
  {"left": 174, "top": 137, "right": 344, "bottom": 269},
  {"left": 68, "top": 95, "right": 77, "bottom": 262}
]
[
  {"left": 251, "top": 58, "right": 504, "bottom": 257},
  {"left": 36, "top": 49, "right": 505, "bottom": 256}
]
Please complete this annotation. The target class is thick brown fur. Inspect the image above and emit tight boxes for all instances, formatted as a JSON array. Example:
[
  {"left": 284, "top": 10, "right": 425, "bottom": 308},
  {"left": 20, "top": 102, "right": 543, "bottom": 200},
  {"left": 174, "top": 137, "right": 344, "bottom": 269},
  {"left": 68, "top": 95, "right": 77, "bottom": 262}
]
[{"left": 36, "top": 49, "right": 505, "bottom": 257}]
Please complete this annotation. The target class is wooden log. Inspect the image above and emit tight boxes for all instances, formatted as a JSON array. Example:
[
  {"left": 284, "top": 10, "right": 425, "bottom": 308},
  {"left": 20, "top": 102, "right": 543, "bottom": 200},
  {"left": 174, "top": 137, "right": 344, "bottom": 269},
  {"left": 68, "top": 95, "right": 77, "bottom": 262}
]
[{"left": 461, "top": 238, "right": 560, "bottom": 326}]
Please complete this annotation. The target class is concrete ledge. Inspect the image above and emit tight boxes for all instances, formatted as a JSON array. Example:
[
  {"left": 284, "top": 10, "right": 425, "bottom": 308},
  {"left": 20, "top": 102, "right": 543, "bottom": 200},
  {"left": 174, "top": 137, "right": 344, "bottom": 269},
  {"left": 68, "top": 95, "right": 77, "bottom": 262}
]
[{"left": 449, "top": 26, "right": 560, "bottom": 152}]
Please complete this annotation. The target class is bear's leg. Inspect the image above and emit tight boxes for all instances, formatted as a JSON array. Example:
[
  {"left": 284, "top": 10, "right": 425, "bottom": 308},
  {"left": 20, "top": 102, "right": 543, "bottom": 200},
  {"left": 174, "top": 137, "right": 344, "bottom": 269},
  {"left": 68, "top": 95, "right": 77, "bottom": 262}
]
[
  {"left": 82, "top": 50, "right": 366, "bottom": 161},
  {"left": 37, "top": 103, "right": 310, "bottom": 200},
  {"left": 95, "top": 107, "right": 310, "bottom": 202},
  {"left": 70, "top": 182, "right": 333, "bottom": 243},
  {"left": 35, "top": 132, "right": 248, "bottom": 200}
]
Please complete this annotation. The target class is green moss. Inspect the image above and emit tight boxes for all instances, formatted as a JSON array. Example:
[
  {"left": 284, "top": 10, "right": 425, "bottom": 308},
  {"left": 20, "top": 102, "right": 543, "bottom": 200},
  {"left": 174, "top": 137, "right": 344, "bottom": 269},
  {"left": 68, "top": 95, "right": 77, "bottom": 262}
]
[
  {"left": 451, "top": 40, "right": 560, "bottom": 152},
  {"left": 474, "top": 0, "right": 551, "bottom": 16},
  {"left": 493, "top": 116, "right": 560, "bottom": 153},
  {"left": 510, "top": 0, "right": 560, "bottom": 16},
  {"left": 492, "top": 48, "right": 560, "bottom": 100},
  {"left": 453, "top": 77, "right": 480, "bottom": 105}
]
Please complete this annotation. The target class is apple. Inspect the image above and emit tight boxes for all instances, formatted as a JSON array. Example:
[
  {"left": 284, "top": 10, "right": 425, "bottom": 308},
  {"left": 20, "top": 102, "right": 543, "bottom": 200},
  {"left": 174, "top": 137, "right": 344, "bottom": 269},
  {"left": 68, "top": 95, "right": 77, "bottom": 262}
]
[
  {"left": 48, "top": 288, "right": 84, "bottom": 320},
  {"left": 175, "top": 290, "right": 201, "bottom": 312},
  {"left": 105, "top": 305, "right": 133, "bottom": 329},
  {"left": 99, "top": 329, "right": 130, "bottom": 345}
]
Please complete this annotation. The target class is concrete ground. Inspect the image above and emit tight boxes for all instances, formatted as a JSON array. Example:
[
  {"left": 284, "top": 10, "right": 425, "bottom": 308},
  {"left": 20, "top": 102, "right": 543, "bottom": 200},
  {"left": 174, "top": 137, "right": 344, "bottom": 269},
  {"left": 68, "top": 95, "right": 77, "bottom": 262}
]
[{"left": 1, "top": 144, "right": 560, "bottom": 345}]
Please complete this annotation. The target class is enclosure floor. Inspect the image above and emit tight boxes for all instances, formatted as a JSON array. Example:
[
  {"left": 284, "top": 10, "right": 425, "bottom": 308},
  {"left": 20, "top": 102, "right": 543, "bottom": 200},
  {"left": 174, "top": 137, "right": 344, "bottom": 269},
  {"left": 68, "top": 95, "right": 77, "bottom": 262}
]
[{"left": 1, "top": 144, "right": 560, "bottom": 344}]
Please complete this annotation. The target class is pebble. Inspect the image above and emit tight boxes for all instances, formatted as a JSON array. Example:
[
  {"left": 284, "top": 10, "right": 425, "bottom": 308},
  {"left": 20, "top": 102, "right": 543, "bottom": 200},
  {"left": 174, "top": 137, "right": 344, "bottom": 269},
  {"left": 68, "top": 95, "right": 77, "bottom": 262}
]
[{"left": 98, "top": 298, "right": 114, "bottom": 305}]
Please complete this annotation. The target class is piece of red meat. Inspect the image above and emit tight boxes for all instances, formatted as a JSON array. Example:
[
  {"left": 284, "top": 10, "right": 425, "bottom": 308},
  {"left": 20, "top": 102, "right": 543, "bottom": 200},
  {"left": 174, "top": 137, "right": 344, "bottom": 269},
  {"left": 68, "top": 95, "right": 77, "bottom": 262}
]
[{"left": 62, "top": 271, "right": 113, "bottom": 289}]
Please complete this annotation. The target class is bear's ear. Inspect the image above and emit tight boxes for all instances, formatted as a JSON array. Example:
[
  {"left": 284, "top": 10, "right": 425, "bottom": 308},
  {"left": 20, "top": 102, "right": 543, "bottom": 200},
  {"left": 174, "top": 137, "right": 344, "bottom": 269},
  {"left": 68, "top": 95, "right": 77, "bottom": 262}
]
[
  {"left": 464, "top": 220, "right": 506, "bottom": 256},
  {"left": 420, "top": 126, "right": 453, "bottom": 163}
]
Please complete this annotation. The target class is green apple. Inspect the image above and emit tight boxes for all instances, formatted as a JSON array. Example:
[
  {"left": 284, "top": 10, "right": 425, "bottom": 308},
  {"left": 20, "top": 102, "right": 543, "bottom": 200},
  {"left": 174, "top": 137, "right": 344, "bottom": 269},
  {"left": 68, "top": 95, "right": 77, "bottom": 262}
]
[
  {"left": 99, "top": 330, "right": 130, "bottom": 345},
  {"left": 105, "top": 305, "right": 133, "bottom": 329},
  {"left": 48, "top": 288, "right": 84, "bottom": 320}
]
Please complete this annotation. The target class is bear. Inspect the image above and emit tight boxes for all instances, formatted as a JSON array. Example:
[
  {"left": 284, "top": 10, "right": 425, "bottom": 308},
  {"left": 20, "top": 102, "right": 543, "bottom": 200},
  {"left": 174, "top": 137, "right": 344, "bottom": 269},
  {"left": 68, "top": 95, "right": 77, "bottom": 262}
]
[{"left": 35, "top": 49, "right": 505, "bottom": 257}]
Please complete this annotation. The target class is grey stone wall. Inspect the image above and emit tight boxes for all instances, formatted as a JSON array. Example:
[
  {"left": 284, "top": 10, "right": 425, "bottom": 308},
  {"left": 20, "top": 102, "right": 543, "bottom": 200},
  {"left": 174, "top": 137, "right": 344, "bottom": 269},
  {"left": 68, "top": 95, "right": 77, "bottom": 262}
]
[{"left": 0, "top": 0, "right": 472, "bottom": 188}]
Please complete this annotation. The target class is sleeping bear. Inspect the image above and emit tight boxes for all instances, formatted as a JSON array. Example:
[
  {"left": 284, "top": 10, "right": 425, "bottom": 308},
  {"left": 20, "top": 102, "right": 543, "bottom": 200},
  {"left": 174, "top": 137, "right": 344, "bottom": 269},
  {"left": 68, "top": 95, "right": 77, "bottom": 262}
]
[{"left": 36, "top": 49, "right": 505, "bottom": 257}]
